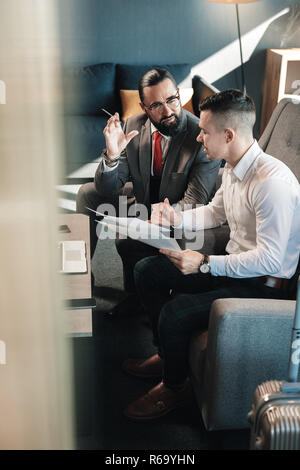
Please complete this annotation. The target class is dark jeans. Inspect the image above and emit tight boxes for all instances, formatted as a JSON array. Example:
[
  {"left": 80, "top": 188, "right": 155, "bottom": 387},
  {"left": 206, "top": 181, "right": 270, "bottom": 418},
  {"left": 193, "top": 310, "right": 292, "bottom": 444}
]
[
  {"left": 76, "top": 182, "right": 150, "bottom": 291},
  {"left": 134, "top": 254, "right": 286, "bottom": 390}
]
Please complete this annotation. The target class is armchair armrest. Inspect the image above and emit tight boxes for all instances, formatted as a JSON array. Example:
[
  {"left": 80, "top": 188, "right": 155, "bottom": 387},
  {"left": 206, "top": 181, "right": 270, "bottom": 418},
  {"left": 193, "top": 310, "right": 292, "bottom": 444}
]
[{"left": 189, "top": 298, "right": 296, "bottom": 430}]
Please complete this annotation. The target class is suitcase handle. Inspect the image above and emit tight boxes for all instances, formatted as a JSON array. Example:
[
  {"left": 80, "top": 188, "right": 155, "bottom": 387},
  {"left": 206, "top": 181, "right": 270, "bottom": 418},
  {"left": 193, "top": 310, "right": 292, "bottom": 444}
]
[{"left": 282, "top": 275, "right": 300, "bottom": 391}]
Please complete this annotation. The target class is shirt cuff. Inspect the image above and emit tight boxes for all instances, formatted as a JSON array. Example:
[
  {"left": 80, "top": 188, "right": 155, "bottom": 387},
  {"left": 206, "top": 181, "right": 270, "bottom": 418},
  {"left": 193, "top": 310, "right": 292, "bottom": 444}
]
[
  {"left": 102, "top": 157, "right": 119, "bottom": 172},
  {"left": 172, "top": 221, "right": 183, "bottom": 229},
  {"left": 209, "top": 255, "right": 227, "bottom": 277}
]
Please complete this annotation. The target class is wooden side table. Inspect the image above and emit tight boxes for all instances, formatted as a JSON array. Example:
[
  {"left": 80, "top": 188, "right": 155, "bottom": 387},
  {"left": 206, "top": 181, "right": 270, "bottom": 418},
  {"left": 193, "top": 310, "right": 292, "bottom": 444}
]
[
  {"left": 260, "top": 48, "right": 300, "bottom": 134},
  {"left": 59, "top": 213, "right": 95, "bottom": 337}
]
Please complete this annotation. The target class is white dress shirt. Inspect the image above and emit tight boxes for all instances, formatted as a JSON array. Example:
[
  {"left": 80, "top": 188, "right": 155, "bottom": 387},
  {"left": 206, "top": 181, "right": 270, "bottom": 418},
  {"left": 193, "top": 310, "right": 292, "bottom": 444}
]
[{"left": 181, "top": 140, "right": 300, "bottom": 279}]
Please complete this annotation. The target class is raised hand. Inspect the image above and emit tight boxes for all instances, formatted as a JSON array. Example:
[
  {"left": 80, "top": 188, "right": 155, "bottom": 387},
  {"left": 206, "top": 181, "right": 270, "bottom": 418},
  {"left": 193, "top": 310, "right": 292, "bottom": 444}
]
[
  {"left": 103, "top": 112, "right": 139, "bottom": 160},
  {"left": 151, "top": 198, "right": 182, "bottom": 228}
]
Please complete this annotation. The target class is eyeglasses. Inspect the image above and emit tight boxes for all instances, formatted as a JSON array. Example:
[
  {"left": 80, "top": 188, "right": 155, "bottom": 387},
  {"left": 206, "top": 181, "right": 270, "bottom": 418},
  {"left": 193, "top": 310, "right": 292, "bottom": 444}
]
[{"left": 143, "top": 91, "right": 180, "bottom": 112}]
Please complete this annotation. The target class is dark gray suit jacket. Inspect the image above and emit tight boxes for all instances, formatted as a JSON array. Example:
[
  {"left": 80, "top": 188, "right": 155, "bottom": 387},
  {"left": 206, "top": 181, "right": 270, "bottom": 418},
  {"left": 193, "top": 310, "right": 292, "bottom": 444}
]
[{"left": 94, "top": 110, "right": 220, "bottom": 211}]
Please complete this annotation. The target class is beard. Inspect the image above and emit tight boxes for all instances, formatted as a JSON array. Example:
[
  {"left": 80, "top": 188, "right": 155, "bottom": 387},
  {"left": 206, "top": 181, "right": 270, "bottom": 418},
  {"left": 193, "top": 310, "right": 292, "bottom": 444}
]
[{"left": 147, "top": 109, "right": 184, "bottom": 137}]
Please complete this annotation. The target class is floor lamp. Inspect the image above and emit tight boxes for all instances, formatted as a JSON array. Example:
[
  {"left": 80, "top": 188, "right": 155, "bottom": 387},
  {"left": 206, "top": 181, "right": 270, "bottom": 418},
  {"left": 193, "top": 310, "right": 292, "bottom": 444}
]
[{"left": 206, "top": 0, "right": 259, "bottom": 93}]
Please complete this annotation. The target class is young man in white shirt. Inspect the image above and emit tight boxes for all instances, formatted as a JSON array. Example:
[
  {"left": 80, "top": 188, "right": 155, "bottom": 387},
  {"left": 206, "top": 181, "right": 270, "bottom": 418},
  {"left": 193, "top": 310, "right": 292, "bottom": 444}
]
[
  {"left": 123, "top": 89, "right": 300, "bottom": 421},
  {"left": 76, "top": 68, "right": 220, "bottom": 316}
]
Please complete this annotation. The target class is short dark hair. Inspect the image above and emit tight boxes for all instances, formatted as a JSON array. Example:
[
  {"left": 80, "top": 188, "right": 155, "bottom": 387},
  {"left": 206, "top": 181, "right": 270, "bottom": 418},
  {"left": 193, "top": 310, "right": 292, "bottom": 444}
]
[
  {"left": 199, "top": 89, "right": 255, "bottom": 114},
  {"left": 138, "top": 68, "right": 178, "bottom": 103},
  {"left": 199, "top": 89, "right": 256, "bottom": 131}
]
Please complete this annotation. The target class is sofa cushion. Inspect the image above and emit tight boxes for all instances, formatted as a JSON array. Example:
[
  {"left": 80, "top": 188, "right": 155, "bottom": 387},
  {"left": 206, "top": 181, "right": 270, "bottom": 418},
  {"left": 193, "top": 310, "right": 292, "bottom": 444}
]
[
  {"left": 116, "top": 63, "right": 192, "bottom": 90},
  {"left": 63, "top": 115, "right": 106, "bottom": 174},
  {"left": 63, "top": 63, "right": 118, "bottom": 116}
]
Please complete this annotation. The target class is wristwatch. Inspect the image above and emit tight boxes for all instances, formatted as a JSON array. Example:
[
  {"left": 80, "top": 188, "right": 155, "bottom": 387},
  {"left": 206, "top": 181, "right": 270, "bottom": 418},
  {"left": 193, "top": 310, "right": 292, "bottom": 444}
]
[
  {"left": 199, "top": 254, "right": 211, "bottom": 274},
  {"left": 102, "top": 149, "right": 120, "bottom": 165}
]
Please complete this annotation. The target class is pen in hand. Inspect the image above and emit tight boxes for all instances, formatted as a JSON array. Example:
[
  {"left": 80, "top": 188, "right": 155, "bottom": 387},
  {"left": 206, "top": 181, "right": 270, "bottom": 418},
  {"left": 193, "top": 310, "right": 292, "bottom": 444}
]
[
  {"left": 101, "top": 108, "right": 123, "bottom": 127},
  {"left": 101, "top": 107, "right": 138, "bottom": 155},
  {"left": 101, "top": 108, "right": 113, "bottom": 118}
]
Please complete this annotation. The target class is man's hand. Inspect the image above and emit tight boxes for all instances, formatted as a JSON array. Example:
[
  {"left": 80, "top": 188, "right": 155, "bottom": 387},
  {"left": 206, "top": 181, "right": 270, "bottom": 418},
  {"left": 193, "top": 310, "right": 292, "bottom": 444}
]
[
  {"left": 159, "top": 248, "right": 204, "bottom": 275},
  {"left": 103, "top": 112, "right": 139, "bottom": 160},
  {"left": 151, "top": 198, "right": 182, "bottom": 227}
]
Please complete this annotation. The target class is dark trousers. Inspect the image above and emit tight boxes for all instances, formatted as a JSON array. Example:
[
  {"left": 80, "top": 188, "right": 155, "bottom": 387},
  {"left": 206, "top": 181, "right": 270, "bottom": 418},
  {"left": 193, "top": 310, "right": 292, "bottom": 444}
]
[
  {"left": 76, "top": 182, "right": 122, "bottom": 260},
  {"left": 133, "top": 255, "right": 286, "bottom": 390},
  {"left": 76, "top": 182, "right": 157, "bottom": 291}
]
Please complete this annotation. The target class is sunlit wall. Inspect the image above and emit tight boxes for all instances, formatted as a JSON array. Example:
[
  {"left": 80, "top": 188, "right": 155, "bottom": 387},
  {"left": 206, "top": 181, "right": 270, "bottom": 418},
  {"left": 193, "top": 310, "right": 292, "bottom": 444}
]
[{"left": 57, "top": 0, "right": 300, "bottom": 139}]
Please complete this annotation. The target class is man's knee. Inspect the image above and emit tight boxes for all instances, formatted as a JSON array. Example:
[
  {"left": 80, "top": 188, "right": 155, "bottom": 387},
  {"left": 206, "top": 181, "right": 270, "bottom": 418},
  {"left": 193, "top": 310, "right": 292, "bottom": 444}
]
[
  {"left": 159, "top": 297, "right": 183, "bottom": 331},
  {"left": 76, "top": 182, "right": 100, "bottom": 214},
  {"left": 76, "top": 181, "right": 112, "bottom": 215},
  {"left": 134, "top": 255, "right": 158, "bottom": 285},
  {"left": 115, "top": 237, "right": 149, "bottom": 258},
  {"left": 134, "top": 255, "right": 171, "bottom": 291}
]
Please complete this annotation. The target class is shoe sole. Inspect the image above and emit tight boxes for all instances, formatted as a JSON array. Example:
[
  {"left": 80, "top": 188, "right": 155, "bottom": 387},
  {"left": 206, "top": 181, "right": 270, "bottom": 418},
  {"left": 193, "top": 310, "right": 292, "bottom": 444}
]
[
  {"left": 122, "top": 365, "right": 162, "bottom": 379},
  {"left": 123, "top": 399, "right": 190, "bottom": 421}
]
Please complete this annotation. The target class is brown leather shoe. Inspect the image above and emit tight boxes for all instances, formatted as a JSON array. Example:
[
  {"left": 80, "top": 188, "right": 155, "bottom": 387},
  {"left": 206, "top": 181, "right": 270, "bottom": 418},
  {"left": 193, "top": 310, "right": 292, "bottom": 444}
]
[
  {"left": 124, "top": 381, "right": 193, "bottom": 421},
  {"left": 122, "top": 354, "right": 163, "bottom": 378}
]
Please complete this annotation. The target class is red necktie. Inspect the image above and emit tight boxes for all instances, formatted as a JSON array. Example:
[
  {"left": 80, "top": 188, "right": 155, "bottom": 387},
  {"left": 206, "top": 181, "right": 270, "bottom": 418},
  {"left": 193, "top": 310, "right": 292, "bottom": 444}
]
[{"left": 153, "top": 131, "right": 163, "bottom": 176}]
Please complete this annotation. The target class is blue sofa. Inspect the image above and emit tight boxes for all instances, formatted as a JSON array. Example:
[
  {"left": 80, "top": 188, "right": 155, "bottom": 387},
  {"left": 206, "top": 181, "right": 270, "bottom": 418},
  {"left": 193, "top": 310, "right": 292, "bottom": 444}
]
[{"left": 62, "top": 62, "right": 203, "bottom": 176}]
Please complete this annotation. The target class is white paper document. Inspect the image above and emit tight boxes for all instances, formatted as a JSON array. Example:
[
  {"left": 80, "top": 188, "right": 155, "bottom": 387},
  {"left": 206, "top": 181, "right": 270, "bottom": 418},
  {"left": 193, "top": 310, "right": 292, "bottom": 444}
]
[
  {"left": 87, "top": 208, "right": 182, "bottom": 252},
  {"left": 59, "top": 240, "right": 87, "bottom": 273}
]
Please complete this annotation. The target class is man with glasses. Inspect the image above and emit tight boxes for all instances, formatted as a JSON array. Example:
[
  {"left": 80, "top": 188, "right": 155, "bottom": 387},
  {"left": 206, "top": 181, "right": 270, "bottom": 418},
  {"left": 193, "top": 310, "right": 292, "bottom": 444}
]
[
  {"left": 76, "top": 68, "right": 221, "bottom": 316},
  {"left": 123, "top": 89, "right": 300, "bottom": 421}
]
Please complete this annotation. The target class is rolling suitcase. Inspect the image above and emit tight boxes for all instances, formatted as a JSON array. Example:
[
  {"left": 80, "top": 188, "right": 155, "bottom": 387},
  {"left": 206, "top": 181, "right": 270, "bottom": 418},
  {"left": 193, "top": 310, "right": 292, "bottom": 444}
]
[{"left": 248, "top": 276, "right": 300, "bottom": 450}]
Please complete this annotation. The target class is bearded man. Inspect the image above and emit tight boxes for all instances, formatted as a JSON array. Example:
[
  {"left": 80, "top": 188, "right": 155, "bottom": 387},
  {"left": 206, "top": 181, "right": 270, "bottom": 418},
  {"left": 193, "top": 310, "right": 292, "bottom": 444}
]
[{"left": 76, "top": 68, "right": 220, "bottom": 315}]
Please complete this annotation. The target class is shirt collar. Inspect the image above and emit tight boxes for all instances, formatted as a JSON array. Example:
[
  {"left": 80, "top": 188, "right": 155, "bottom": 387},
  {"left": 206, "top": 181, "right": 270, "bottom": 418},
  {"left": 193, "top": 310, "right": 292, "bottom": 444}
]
[
  {"left": 150, "top": 123, "right": 170, "bottom": 140},
  {"left": 231, "top": 140, "right": 261, "bottom": 181}
]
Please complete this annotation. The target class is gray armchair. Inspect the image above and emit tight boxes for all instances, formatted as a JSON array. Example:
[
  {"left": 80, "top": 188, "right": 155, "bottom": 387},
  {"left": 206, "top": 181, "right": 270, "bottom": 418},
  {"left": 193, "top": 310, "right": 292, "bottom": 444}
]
[{"left": 189, "top": 98, "right": 300, "bottom": 431}]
